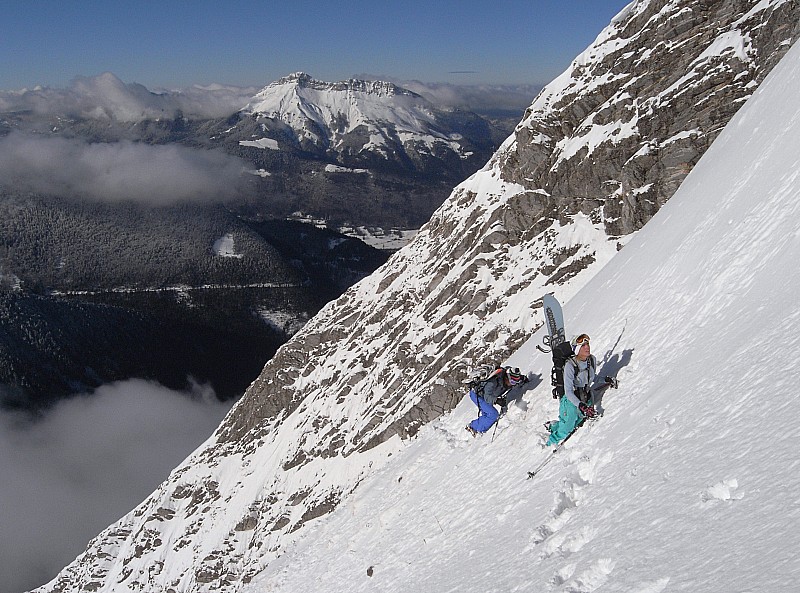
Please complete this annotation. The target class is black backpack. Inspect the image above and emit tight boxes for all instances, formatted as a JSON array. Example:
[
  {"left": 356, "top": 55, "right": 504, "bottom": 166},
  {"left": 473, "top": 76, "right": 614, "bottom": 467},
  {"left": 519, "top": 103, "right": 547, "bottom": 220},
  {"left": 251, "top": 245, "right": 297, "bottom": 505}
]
[
  {"left": 550, "top": 341, "right": 596, "bottom": 400},
  {"left": 550, "top": 341, "right": 575, "bottom": 399}
]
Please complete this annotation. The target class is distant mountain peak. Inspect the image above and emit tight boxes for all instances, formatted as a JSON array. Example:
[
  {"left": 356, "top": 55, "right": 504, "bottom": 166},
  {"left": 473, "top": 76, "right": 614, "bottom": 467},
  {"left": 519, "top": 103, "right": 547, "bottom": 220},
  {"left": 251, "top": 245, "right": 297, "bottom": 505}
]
[
  {"left": 242, "top": 72, "right": 482, "bottom": 162},
  {"left": 265, "top": 72, "right": 419, "bottom": 98}
]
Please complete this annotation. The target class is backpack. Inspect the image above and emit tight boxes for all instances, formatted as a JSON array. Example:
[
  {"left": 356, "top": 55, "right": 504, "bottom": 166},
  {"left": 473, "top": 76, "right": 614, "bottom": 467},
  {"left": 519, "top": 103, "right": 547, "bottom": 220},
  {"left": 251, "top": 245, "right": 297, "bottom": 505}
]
[
  {"left": 549, "top": 341, "right": 595, "bottom": 400},
  {"left": 463, "top": 363, "right": 500, "bottom": 385},
  {"left": 550, "top": 341, "right": 575, "bottom": 399},
  {"left": 463, "top": 364, "right": 506, "bottom": 403},
  {"left": 477, "top": 365, "right": 505, "bottom": 396}
]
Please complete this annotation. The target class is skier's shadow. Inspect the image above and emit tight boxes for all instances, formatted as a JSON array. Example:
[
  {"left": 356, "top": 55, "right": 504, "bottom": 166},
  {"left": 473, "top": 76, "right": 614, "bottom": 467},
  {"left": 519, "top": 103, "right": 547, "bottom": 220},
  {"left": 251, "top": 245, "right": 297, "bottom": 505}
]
[
  {"left": 505, "top": 372, "right": 543, "bottom": 409},
  {"left": 597, "top": 349, "right": 634, "bottom": 381},
  {"left": 593, "top": 328, "right": 634, "bottom": 412}
]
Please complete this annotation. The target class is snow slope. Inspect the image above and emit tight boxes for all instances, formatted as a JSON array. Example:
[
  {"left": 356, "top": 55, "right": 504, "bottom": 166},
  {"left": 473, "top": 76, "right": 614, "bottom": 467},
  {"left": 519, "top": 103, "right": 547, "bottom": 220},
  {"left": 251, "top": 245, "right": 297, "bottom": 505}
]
[{"left": 245, "top": 35, "right": 800, "bottom": 593}]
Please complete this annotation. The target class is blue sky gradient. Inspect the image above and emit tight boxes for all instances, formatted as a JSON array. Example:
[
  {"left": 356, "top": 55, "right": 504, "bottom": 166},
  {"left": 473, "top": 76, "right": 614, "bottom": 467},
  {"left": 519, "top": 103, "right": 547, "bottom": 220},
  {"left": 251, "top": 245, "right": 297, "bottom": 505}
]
[{"left": 2, "top": 0, "right": 631, "bottom": 91}]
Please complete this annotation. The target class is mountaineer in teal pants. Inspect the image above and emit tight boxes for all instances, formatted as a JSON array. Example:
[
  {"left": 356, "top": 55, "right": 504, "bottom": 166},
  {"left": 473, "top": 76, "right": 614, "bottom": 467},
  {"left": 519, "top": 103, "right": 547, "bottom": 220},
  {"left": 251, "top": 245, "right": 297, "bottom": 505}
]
[
  {"left": 547, "top": 392, "right": 586, "bottom": 445},
  {"left": 546, "top": 334, "right": 597, "bottom": 446}
]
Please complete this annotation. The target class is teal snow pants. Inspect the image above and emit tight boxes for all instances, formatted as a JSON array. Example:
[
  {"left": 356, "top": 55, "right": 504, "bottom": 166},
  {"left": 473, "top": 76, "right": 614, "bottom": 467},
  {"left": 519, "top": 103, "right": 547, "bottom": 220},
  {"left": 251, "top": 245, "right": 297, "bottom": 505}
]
[{"left": 546, "top": 395, "right": 583, "bottom": 446}]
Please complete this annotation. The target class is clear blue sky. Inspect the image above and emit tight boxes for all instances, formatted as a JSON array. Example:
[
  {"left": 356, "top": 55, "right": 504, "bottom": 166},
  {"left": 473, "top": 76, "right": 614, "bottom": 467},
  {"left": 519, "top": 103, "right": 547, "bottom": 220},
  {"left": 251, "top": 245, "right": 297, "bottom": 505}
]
[{"left": 1, "top": 0, "right": 631, "bottom": 90}]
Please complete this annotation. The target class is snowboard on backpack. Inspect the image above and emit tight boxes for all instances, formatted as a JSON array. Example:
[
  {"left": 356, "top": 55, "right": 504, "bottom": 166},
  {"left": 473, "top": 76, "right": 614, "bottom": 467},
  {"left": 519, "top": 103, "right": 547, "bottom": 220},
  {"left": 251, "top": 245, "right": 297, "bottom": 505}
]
[
  {"left": 540, "top": 293, "right": 565, "bottom": 351},
  {"left": 538, "top": 293, "right": 573, "bottom": 399}
]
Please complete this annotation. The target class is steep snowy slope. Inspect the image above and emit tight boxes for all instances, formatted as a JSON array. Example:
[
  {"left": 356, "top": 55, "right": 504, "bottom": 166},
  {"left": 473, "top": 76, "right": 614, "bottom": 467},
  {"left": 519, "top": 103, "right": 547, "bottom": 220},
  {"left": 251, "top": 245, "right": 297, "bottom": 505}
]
[
  {"left": 248, "top": 33, "right": 800, "bottom": 593},
  {"left": 33, "top": 2, "right": 800, "bottom": 592}
]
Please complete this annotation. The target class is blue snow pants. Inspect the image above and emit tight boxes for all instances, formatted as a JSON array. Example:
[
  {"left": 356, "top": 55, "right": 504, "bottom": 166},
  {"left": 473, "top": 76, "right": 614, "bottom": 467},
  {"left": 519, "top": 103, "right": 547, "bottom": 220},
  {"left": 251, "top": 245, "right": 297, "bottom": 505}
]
[
  {"left": 547, "top": 395, "right": 583, "bottom": 446},
  {"left": 469, "top": 389, "right": 499, "bottom": 433}
]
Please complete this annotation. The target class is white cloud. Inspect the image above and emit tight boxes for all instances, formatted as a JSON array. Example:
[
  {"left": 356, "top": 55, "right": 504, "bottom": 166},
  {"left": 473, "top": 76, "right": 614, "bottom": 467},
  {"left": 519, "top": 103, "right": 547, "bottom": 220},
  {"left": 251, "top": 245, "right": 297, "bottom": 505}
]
[
  {"left": 0, "top": 72, "right": 257, "bottom": 121},
  {"left": 0, "top": 72, "right": 536, "bottom": 123},
  {"left": 0, "top": 379, "right": 233, "bottom": 593},
  {"left": 356, "top": 75, "right": 541, "bottom": 114},
  {"left": 0, "top": 132, "right": 247, "bottom": 204}
]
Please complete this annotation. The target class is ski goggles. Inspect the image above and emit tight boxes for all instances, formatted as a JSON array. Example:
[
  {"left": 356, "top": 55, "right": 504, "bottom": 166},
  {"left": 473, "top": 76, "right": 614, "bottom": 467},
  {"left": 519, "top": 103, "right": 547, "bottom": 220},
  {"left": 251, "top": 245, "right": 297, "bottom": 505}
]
[{"left": 574, "top": 334, "right": 590, "bottom": 346}]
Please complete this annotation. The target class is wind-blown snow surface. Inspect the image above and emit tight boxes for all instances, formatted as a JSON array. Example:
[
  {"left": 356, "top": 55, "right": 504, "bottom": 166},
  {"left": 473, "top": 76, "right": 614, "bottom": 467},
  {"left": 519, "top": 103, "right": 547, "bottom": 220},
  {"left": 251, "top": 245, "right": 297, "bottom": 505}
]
[{"left": 244, "top": 39, "right": 800, "bottom": 593}]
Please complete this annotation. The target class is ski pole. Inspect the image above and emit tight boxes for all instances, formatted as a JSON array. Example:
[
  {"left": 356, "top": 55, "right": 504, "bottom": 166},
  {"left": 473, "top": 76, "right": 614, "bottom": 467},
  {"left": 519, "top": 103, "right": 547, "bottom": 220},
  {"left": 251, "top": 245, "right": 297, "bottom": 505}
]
[
  {"left": 527, "top": 419, "right": 584, "bottom": 479},
  {"left": 527, "top": 448, "right": 557, "bottom": 478},
  {"left": 490, "top": 419, "right": 499, "bottom": 442}
]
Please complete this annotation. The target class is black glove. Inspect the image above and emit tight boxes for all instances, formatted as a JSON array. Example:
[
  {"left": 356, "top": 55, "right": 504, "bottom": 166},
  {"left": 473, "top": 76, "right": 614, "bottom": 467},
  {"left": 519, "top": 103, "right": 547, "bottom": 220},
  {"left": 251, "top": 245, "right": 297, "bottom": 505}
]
[
  {"left": 495, "top": 395, "right": 507, "bottom": 408},
  {"left": 579, "top": 403, "right": 597, "bottom": 418},
  {"left": 604, "top": 376, "right": 619, "bottom": 389}
]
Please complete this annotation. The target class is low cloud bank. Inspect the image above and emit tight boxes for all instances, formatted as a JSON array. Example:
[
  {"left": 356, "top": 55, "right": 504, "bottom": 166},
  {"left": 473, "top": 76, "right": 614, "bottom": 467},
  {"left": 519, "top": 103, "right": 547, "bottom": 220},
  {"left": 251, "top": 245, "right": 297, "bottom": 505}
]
[
  {"left": 0, "top": 379, "right": 234, "bottom": 593},
  {"left": 0, "top": 132, "right": 247, "bottom": 204},
  {"left": 359, "top": 76, "right": 541, "bottom": 115},
  {"left": 405, "top": 81, "right": 540, "bottom": 114},
  {"left": 0, "top": 72, "right": 257, "bottom": 121},
  {"left": 0, "top": 72, "right": 539, "bottom": 123}
]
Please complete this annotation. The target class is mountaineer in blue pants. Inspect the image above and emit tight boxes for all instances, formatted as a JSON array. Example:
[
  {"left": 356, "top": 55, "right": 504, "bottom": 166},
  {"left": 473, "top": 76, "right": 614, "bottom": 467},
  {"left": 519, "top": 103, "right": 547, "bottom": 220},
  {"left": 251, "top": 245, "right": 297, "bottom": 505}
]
[
  {"left": 464, "top": 365, "right": 526, "bottom": 435},
  {"left": 469, "top": 387, "right": 500, "bottom": 433}
]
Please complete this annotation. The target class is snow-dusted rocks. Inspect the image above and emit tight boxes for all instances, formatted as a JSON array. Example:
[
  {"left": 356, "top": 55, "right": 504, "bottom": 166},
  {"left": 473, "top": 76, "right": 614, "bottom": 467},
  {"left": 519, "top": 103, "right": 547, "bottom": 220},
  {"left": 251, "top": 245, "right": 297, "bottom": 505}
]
[
  {"left": 33, "top": 2, "right": 800, "bottom": 592},
  {"left": 499, "top": 0, "right": 800, "bottom": 236}
]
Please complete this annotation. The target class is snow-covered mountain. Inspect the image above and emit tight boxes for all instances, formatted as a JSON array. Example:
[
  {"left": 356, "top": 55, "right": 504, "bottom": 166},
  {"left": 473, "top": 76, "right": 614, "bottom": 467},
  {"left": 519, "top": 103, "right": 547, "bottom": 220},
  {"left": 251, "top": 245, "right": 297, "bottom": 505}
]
[
  {"left": 33, "top": 1, "right": 800, "bottom": 592},
  {"left": 242, "top": 72, "right": 495, "bottom": 165},
  {"left": 231, "top": 72, "right": 502, "bottom": 229}
]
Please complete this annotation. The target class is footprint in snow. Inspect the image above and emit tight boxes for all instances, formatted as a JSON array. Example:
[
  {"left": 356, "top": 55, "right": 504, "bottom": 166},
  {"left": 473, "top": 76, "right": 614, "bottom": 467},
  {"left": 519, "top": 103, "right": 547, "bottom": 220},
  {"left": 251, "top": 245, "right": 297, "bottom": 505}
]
[
  {"left": 430, "top": 422, "right": 472, "bottom": 447},
  {"left": 575, "top": 451, "right": 613, "bottom": 486},
  {"left": 540, "top": 525, "right": 598, "bottom": 560},
  {"left": 562, "top": 558, "right": 615, "bottom": 593},
  {"left": 701, "top": 478, "right": 744, "bottom": 503},
  {"left": 526, "top": 483, "right": 583, "bottom": 550},
  {"left": 550, "top": 562, "right": 576, "bottom": 585}
]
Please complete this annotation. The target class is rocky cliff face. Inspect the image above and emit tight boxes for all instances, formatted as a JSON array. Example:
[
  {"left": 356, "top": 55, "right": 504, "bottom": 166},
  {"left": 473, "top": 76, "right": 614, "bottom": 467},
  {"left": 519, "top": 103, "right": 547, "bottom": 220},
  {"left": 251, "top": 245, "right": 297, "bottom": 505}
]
[
  {"left": 500, "top": 0, "right": 800, "bottom": 236},
  {"left": 34, "top": 2, "right": 800, "bottom": 592}
]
